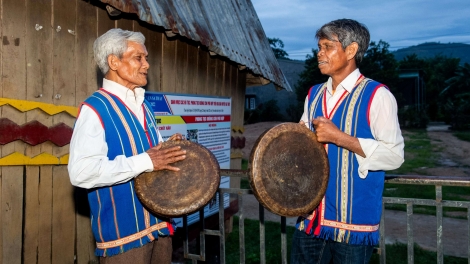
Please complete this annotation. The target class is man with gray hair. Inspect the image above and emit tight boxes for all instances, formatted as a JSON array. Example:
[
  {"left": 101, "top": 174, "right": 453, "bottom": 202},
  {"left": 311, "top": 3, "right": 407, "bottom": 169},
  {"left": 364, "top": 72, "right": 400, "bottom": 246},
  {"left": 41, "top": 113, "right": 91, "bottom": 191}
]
[
  {"left": 68, "top": 28, "right": 186, "bottom": 263},
  {"left": 291, "top": 19, "right": 404, "bottom": 263}
]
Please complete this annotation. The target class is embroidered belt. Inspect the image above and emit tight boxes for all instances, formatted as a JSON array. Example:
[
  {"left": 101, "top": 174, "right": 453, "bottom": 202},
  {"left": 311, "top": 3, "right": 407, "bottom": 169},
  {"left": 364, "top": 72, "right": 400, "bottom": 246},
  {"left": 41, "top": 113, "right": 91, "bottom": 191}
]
[
  {"left": 96, "top": 222, "right": 168, "bottom": 249},
  {"left": 306, "top": 216, "right": 379, "bottom": 232}
]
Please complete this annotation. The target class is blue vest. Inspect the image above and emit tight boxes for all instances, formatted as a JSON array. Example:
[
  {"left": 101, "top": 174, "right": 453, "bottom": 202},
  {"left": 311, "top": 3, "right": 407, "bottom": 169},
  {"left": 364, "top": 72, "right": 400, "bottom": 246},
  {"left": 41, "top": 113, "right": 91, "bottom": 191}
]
[
  {"left": 296, "top": 78, "right": 386, "bottom": 245},
  {"left": 81, "top": 89, "right": 174, "bottom": 257}
]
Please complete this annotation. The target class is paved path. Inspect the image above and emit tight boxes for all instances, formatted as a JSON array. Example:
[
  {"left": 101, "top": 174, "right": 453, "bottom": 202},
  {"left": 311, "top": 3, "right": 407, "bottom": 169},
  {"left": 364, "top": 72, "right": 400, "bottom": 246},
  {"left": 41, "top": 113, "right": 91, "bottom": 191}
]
[{"left": 238, "top": 194, "right": 469, "bottom": 259}]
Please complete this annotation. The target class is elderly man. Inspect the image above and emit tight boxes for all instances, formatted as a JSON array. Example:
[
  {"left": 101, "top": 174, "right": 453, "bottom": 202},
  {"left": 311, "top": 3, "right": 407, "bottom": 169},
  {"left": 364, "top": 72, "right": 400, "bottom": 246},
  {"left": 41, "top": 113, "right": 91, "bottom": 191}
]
[
  {"left": 68, "top": 28, "right": 186, "bottom": 263},
  {"left": 291, "top": 19, "right": 404, "bottom": 263}
]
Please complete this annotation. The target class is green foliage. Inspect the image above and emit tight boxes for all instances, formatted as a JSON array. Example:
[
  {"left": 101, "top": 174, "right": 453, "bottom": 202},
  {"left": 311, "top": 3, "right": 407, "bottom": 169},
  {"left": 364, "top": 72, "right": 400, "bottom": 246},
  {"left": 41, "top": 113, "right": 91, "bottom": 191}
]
[
  {"left": 399, "top": 54, "right": 461, "bottom": 122},
  {"left": 440, "top": 63, "right": 470, "bottom": 130},
  {"left": 361, "top": 40, "right": 400, "bottom": 92},
  {"left": 453, "top": 131, "right": 470, "bottom": 142},
  {"left": 389, "top": 130, "right": 437, "bottom": 175},
  {"left": 398, "top": 106, "right": 429, "bottom": 128},
  {"left": 268, "top": 37, "right": 289, "bottom": 59},
  {"left": 244, "top": 99, "right": 284, "bottom": 124},
  {"left": 290, "top": 49, "right": 327, "bottom": 121}
]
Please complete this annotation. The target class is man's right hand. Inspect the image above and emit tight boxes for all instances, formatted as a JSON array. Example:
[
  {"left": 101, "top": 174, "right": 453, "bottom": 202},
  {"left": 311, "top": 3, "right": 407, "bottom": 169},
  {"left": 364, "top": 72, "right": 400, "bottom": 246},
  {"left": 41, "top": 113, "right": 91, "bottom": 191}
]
[{"left": 146, "top": 144, "right": 186, "bottom": 171}]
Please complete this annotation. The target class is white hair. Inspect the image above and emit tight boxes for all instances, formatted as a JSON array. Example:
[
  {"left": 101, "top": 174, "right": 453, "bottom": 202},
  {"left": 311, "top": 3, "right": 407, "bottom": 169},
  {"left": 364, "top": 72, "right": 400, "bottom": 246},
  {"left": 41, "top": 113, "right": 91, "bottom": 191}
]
[{"left": 93, "top": 28, "right": 146, "bottom": 74}]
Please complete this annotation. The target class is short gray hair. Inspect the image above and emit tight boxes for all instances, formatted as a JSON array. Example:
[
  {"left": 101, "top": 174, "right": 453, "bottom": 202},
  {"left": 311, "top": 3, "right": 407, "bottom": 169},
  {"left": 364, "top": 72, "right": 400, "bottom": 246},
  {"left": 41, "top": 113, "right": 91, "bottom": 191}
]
[
  {"left": 315, "top": 19, "right": 370, "bottom": 64},
  {"left": 93, "top": 28, "right": 146, "bottom": 74}
]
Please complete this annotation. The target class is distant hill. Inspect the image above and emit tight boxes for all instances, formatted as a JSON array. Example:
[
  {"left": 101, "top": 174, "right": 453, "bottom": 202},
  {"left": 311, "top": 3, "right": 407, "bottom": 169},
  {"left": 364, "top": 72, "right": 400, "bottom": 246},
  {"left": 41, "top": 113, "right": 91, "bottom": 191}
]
[{"left": 393, "top": 42, "right": 470, "bottom": 64}]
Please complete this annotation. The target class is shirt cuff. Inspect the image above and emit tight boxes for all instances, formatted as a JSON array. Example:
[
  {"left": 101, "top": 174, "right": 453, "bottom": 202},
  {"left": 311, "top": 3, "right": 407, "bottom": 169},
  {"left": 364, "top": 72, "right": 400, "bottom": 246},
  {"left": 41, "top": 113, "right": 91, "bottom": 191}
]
[
  {"left": 130, "top": 152, "right": 154, "bottom": 174},
  {"left": 355, "top": 138, "right": 379, "bottom": 179}
]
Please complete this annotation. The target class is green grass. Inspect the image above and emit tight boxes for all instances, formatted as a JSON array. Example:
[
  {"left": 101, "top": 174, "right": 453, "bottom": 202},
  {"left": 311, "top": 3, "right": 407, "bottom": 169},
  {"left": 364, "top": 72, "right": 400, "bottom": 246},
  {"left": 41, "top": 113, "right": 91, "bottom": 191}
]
[
  {"left": 225, "top": 217, "right": 296, "bottom": 264},
  {"left": 389, "top": 129, "right": 439, "bottom": 174},
  {"left": 453, "top": 131, "right": 470, "bottom": 142},
  {"left": 383, "top": 184, "right": 469, "bottom": 217},
  {"left": 225, "top": 217, "right": 467, "bottom": 264},
  {"left": 369, "top": 243, "right": 467, "bottom": 264}
]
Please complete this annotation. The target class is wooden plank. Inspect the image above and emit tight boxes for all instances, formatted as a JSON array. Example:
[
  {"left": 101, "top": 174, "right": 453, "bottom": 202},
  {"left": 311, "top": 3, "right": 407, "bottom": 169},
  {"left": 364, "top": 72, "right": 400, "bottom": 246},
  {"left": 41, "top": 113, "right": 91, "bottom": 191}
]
[
  {"left": 96, "top": 4, "right": 116, "bottom": 85},
  {"left": 0, "top": 0, "right": 2, "bottom": 259},
  {"left": 97, "top": 5, "right": 116, "bottom": 36},
  {"left": 229, "top": 63, "right": 239, "bottom": 125},
  {"left": 76, "top": 1, "right": 98, "bottom": 105},
  {"left": 1, "top": 0, "right": 27, "bottom": 155},
  {"left": 161, "top": 35, "right": 177, "bottom": 93},
  {"left": 187, "top": 44, "right": 198, "bottom": 94},
  {"left": 1, "top": 1, "right": 26, "bottom": 263},
  {"left": 215, "top": 60, "right": 225, "bottom": 97},
  {"left": 116, "top": 17, "right": 133, "bottom": 31},
  {"left": 196, "top": 49, "right": 209, "bottom": 96},
  {"left": 207, "top": 54, "right": 217, "bottom": 96},
  {"left": 75, "top": 187, "right": 97, "bottom": 264},
  {"left": 1, "top": 167, "right": 24, "bottom": 264},
  {"left": 175, "top": 39, "right": 189, "bottom": 94},
  {"left": 136, "top": 22, "right": 162, "bottom": 92},
  {"left": 38, "top": 166, "right": 53, "bottom": 264},
  {"left": 52, "top": 0, "right": 77, "bottom": 262},
  {"left": 75, "top": 3, "right": 98, "bottom": 263},
  {"left": 23, "top": 2, "right": 53, "bottom": 260},
  {"left": 52, "top": 166, "right": 75, "bottom": 264},
  {"left": 23, "top": 166, "right": 39, "bottom": 263},
  {"left": 222, "top": 60, "right": 232, "bottom": 97}
]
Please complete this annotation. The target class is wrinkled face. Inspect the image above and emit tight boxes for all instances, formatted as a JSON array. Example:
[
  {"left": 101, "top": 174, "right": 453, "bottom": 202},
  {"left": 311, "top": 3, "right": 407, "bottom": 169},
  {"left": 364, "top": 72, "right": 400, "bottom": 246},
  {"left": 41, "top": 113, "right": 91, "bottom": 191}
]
[
  {"left": 317, "top": 37, "right": 348, "bottom": 77},
  {"left": 114, "top": 41, "right": 149, "bottom": 90}
]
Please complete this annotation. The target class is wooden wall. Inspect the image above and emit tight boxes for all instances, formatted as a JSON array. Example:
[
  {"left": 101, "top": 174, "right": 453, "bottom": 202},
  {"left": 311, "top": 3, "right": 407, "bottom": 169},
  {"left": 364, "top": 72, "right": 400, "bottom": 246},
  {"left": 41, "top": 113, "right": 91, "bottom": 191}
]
[{"left": 0, "top": 0, "right": 246, "bottom": 263}]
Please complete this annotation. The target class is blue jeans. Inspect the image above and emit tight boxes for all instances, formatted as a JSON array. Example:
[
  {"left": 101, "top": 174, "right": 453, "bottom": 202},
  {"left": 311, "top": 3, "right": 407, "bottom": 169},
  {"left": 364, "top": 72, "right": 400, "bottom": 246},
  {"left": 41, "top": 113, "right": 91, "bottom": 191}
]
[{"left": 290, "top": 229, "right": 374, "bottom": 264}]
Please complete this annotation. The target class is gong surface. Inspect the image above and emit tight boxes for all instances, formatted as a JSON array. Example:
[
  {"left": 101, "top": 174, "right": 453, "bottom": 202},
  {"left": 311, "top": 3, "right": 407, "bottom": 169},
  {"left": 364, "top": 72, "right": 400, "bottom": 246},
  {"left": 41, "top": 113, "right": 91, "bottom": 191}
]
[
  {"left": 249, "top": 123, "right": 329, "bottom": 217},
  {"left": 135, "top": 140, "right": 220, "bottom": 218}
]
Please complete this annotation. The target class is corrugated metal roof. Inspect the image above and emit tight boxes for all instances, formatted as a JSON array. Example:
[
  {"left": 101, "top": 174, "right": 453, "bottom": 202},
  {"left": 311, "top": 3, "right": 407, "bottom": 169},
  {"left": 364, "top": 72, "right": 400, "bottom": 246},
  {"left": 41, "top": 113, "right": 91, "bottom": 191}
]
[{"left": 100, "top": 0, "right": 292, "bottom": 91}]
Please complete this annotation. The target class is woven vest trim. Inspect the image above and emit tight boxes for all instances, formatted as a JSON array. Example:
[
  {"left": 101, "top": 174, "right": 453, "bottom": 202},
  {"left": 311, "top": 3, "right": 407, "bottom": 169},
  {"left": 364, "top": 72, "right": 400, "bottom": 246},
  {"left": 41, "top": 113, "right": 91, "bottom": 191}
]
[
  {"left": 82, "top": 89, "right": 174, "bottom": 257},
  {"left": 296, "top": 78, "right": 385, "bottom": 246}
]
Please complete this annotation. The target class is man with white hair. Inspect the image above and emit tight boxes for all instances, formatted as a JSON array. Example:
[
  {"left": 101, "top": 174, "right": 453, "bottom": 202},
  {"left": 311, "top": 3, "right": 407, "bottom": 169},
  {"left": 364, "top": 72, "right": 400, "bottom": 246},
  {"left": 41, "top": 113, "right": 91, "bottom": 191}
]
[{"left": 68, "top": 28, "right": 186, "bottom": 263}]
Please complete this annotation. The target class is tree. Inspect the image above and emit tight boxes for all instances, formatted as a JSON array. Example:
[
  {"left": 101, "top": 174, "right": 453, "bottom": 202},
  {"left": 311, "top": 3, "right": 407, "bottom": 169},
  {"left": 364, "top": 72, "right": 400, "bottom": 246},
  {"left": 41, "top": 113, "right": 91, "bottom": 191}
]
[
  {"left": 268, "top": 37, "right": 289, "bottom": 59},
  {"left": 441, "top": 63, "right": 470, "bottom": 129},
  {"left": 285, "top": 49, "right": 328, "bottom": 121},
  {"left": 360, "top": 40, "right": 399, "bottom": 92},
  {"left": 399, "top": 53, "right": 460, "bottom": 121}
]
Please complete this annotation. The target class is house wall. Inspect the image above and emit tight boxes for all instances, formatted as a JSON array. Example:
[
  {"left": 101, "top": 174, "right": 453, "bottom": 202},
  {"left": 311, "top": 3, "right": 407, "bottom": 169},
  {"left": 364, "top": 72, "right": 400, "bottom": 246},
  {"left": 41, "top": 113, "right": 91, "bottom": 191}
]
[
  {"left": 245, "top": 59, "right": 305, "bottom": 121},
  {"left": 0, "top": 0, "right": 246, "bottom": 263}
]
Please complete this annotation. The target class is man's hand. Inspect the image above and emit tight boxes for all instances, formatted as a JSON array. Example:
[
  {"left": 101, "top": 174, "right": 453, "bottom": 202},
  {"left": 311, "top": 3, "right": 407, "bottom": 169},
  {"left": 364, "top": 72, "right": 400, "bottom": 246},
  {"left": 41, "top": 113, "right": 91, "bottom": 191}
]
[
  {"left": 168, "top": 133, "right": 185, "bottom": 141},
  {"left": 312, "top": 116, "right": 366, "bottom": 157},
  {"left": 312, "top": 116, "right": 343, "bottom": 144},
  {"left": 146, "top": 144, "right": 186, "bottom": 171}
]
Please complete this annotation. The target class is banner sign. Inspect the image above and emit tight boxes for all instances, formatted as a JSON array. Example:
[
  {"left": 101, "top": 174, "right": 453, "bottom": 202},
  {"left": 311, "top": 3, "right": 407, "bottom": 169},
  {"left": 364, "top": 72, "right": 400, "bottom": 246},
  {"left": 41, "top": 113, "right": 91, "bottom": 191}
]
[{"left": 145, "top": 92, "right": 231, "bottom": 226}]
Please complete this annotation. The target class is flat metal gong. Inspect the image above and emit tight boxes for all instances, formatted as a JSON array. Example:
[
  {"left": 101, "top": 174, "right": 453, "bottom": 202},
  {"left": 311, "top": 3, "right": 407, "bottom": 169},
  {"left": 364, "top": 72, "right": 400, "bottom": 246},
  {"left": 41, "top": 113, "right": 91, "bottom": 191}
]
[
  {"left": 134, "top": 140, "right": 220, "bottom": 218},
  {"left": 249, "top": 123, "right": 329, "bottom": 217}
]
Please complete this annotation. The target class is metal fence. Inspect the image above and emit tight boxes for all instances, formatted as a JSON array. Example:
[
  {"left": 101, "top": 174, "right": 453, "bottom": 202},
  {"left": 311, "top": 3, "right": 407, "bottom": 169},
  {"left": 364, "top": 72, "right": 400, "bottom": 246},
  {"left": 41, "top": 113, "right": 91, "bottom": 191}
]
[{"left": 181, "top": 174, "right": 470, "bottom": 264}]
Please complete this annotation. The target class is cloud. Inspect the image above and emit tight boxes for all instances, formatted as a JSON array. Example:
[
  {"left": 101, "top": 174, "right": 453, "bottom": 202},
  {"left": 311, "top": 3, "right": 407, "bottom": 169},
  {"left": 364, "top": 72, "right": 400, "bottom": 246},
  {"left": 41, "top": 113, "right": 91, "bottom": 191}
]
[{"left": 252, "top": 0, "right": 470, "bottom": 60}]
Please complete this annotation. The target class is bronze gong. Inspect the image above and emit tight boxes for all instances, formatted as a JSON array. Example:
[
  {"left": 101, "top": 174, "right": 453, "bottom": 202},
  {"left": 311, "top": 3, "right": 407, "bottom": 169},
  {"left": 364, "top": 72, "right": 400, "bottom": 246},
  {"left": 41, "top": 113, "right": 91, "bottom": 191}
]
[
  {"left": 135, "top": 122, "right": 329, "bottom": 218},
  {"left": 134, "top": 140, "right": 220, "bottom": 218},
  {"left": 248, "top": 123, "right": 329, "bottom": 217}
]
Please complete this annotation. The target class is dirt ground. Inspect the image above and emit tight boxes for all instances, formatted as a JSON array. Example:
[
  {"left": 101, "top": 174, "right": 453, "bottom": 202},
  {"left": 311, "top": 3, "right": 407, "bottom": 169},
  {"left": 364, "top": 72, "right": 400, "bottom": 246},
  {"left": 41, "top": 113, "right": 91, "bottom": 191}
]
[{"left": 239, "top": 121, "right": 470, "bottom": 258}]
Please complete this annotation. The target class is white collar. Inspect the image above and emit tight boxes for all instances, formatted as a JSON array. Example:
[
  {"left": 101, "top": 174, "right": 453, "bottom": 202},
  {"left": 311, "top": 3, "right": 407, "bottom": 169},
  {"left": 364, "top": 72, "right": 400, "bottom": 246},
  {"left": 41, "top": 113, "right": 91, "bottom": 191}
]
[
  {"left": 326, "top": 68, "right": 361, "bottom": 95},
  {"left": 101, "top": 78, "right": 146, "bottom": 106}
]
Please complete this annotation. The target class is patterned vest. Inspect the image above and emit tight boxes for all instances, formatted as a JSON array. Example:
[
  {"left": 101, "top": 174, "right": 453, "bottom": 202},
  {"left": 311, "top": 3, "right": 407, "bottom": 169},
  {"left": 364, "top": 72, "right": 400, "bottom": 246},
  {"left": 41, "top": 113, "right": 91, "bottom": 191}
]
[
  {"left": 295, "top": 77, "right": 386, "bottom": 246},
  {"left": 81, "top": 89, "right": 175, "bottom": 257}
]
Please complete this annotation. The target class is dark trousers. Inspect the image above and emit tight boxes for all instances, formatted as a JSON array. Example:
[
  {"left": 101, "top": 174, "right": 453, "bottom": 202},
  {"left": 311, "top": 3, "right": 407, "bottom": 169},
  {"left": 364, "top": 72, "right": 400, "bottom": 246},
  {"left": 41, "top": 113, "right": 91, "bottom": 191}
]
[
  {"left": 100, "top": 236, "right": 172, "bottom": 264},
  {"left": 290, "top": 229, "right": 374, "bottom": 264}
]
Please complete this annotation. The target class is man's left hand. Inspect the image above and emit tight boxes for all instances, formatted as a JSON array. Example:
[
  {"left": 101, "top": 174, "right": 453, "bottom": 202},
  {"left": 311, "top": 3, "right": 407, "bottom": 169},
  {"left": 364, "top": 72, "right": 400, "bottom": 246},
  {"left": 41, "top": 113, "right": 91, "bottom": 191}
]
[
  {"left": 313, "top": 116, "right": 366, "bottom": 157},
  {"left": 312, "top": 116, "right": 343, "bottom": 144}
]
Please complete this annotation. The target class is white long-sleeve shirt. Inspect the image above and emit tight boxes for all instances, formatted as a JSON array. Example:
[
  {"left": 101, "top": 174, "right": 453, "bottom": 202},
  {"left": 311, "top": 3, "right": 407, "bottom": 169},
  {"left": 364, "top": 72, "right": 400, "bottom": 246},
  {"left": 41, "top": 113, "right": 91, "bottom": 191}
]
[
  {"left": 68, "top": 79, "right": 161, "bottom": 189},
  {"left": 300, "top": 69, "right": 404, "bottom": 178}
]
